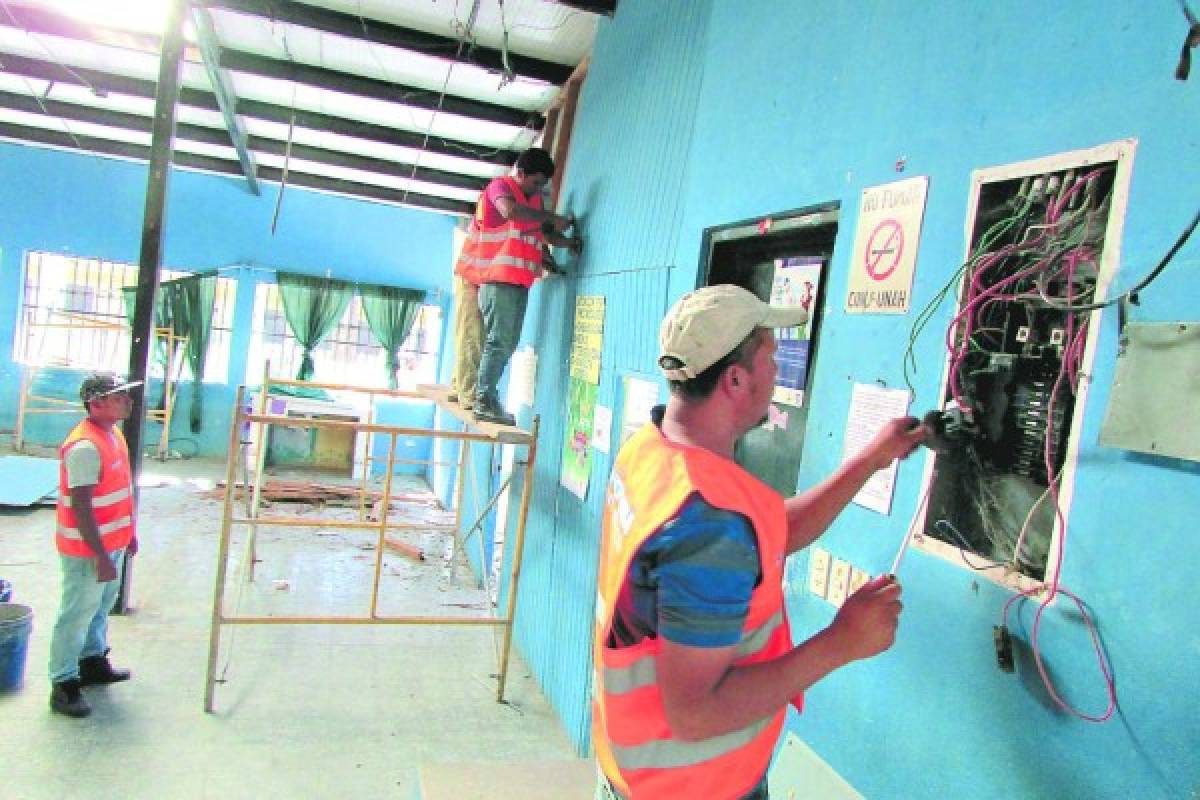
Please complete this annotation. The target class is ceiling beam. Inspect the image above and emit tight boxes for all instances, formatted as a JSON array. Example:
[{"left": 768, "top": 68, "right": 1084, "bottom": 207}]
[
  {"left": 0, "top": 3, "right": 203, "bottom": 60},
  {"left": 0, "top": 89, "right": 489, "bottom": 192},
  {"left": 0, "top": 119, "right": 473, "bottom": 215},
  {"left": 216, "top": 48, "right": 542, "bottom": 130},
  {"left": 202, "top": 0, "right": 574, "bottom": 86},
  {"left": 0, "top": 52, "right": 519, "bottom": 166},
  {"left": 546, "top": 1, "right": 618, "bottom": 16},
  {"left": 0, "top": 5, "right": 541, "bottom": 132},
  {"left": 189, "top": 1, "right": 259, "bottom": 194}
]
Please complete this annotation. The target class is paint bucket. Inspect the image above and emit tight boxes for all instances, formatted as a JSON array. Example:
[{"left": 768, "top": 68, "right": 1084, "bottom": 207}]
[{"left": 0, "top": 603, "right": 33, "bottom": 692}]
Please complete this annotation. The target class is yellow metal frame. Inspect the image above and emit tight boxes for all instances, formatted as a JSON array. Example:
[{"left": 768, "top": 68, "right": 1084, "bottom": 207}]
[
  {"left": 204, "top": 378, "right": 540, "bottom": 713},
  {"left": 15, "top": 322, "right": 187, "bottom": 460}
]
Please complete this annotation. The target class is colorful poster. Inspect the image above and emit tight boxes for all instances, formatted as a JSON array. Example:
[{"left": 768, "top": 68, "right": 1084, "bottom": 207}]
[
  {"left": 569, "top": 295, "right": 606, "bottom": 385},
  {"left": 561, "top": 377, "right": 598, "bottom": 499},
  {"left": 771, "top": 256, "right": 823, "bottom": 407}
]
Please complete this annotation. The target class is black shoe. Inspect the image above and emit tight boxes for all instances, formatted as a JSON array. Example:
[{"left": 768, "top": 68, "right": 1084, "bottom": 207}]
[
  {"left": 474, "top": 402, "right": 515, "bottom": 427},
  {"left": 79, "top": 651, "right": 131, "bottom": 686},
  {"left": 50, "top": 679, "right": 91, "bottom": 718}
]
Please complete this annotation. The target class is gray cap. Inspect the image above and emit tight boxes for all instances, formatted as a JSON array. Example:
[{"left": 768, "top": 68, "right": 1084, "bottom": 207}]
[{"left": 80, "top": 372, "right": 143, "bottom": 404}]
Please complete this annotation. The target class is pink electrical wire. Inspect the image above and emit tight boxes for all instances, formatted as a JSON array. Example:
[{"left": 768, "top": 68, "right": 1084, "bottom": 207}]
[
  {"left": 1001, "top": 322, "right": 1116, "bottom": 723},
  {"left": 944, "top": 168, "right": 1117, "bottom": 722}
]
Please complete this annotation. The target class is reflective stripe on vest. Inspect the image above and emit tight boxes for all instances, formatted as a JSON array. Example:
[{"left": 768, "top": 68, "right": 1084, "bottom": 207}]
[
  {"left": 593, "top": 422, "right": 799, "bottom": 800},
  {"left": 56, "top": 420, "right": 135, "bottom": 557},
  {"left": 453, "top": 176, "right": 545, "bottom": 288},
  {"left": 601, "top": 611, "right": 786, "bottom": 696},
  {"left": 58, "top": 486, "right": 132, "bottom": 509}
]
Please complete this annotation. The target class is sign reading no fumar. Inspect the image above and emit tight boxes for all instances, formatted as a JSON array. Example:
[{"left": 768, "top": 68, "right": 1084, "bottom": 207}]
[{"left": 845, "top": 176, "right": 929, "bottom": 314}]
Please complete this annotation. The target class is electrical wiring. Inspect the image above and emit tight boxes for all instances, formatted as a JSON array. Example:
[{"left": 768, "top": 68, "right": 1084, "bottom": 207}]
[
  {"left": 1034, "top": 207, "right": 1200, "bottom": 313},
  {"left": 921, "top": 164, "right": 1125, "bottom": 724}
]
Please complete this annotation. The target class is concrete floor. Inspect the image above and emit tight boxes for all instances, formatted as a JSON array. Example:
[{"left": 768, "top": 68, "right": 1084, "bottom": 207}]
[{"left": 0, "top": 455, "right": 582, "bottom": 799}]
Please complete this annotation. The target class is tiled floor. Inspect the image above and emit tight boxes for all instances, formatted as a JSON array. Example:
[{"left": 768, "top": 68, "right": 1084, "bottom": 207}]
[{"left": 0, "top": 456, "right": 577, "bottom": 799}]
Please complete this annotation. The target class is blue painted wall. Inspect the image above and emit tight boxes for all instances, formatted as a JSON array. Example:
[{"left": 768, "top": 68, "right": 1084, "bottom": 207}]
[
  {"left": 512, "top": 1, "right": 1200, "bottom": 797},
  {"left": 0, "top": 142, "right": 456, "bottom": 462}
]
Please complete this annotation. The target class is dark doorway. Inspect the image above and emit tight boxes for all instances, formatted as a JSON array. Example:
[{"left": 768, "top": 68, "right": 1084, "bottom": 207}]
[{"left": 699, "top": 202, "right": 840, "bottom": 495}]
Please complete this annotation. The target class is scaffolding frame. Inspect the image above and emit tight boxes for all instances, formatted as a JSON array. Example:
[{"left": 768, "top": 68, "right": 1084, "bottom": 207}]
[
  {"left": 14, "top": 320, "right": 187, "bottom": 460},
  {"left": 204, "top": 381, "right": 540, "bottom": 713}
]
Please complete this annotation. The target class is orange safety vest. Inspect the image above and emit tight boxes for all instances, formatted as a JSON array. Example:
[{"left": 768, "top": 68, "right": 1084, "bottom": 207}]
[
  {"left": 56, "top": 419, "right": 135, "bottom": 557},
  {"left": 453, "top": 175, "right": 546, "bottom": 289},
  {"left": 593, "top": 422, "right": 801, "bottom": 800}
]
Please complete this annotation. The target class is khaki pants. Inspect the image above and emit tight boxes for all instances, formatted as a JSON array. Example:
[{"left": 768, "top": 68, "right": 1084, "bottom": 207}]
[{"left": 451, "top": 275, "right": 483, "bottom": 403}]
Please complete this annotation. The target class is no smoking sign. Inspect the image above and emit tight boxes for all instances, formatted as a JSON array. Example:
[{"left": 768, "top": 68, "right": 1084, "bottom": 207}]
[
  {"left": 846, "top": 176, "right": 929, "bottom": 314},
  {"left": 865, "top": 219, "right": 904, "bottom": 281}
]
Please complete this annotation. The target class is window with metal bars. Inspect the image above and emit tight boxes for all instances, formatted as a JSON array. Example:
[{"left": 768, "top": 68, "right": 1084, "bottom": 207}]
[
  {"left": 245, "top": 282, "right": 441, "bottom": 389},
  {"left": 14, "top": 251, "right": 236, "bottom": 381}
]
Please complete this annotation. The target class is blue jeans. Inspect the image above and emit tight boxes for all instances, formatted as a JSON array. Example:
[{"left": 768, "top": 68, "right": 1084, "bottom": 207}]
[
  {"left": 475, "top": 282, "right": 529, "bottom": 409},
  {"left": 48, "top": 549, "right": 126, "bottom": 683}
]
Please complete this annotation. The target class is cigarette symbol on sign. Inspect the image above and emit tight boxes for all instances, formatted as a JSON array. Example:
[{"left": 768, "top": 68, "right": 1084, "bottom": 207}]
[{"left": 865, "top": 219, "right": 904, "bottom": 281}]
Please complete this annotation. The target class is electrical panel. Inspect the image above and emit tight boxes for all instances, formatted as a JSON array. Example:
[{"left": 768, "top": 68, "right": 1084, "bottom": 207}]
[{"left": 916, "top": 143, "right": 1134, "bottom": 581}]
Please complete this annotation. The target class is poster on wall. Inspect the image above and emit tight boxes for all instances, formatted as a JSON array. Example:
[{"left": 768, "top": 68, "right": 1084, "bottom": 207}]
[
  {"left": 561, "top": 377, "right": 598, "bottom": 500},
  {"left": 619, "top": 375, "right": 660, "bottom": 447},
  {"left": 770, "top": 256, "right": 823, "bottom": 407},
  {"left": 569, "top": 295, "right": 606, "bottom": 385},
  {"left": 845, "top": 176, "right": 929, "bottom": 314},
  {"left": 844, "top": 382, "right": 911, "bottom": 514}
]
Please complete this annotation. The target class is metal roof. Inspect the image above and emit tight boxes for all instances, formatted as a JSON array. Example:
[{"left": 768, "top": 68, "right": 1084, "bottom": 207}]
[{"left": 0, "top": 0, "right": 608, "bottom": 216}]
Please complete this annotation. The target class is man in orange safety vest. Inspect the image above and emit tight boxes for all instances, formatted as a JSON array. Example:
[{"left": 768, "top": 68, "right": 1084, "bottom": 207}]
[
  {"left": 48, "top": 372, "right": 141, "bottom": 718},
  {"left": 594, "top": 285, "right": 928, "bottom": 799}
]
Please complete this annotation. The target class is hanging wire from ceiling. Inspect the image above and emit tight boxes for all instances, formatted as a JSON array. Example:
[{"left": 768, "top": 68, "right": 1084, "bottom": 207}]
[
  {"left": 399, "top": 0, "right": 483, "bottom": 206},
  {"left": 0, "top": 0, "right": 98, "bottom": 152}
]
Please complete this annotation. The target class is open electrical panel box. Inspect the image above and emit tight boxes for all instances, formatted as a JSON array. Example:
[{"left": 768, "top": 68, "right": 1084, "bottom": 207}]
[{"left": 913, "top": 141, "right": 1137, "bottom": 586}]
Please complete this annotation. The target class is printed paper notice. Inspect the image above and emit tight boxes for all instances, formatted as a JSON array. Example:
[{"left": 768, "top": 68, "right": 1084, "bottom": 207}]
[
  {"left": 508, "top": 347, "right": 537, "bottom": 408},
  {"left": 620, "top": 375, "right": 660, "bottom": 447},
  {"left": 593, "top": 405, "right": 613, "bottom": 454},
  {"left": 569, "top": 295, "right": 606, "bottom": 385},
  {"left": 844, "top": 383, "right": 911, "bottom": 514}
]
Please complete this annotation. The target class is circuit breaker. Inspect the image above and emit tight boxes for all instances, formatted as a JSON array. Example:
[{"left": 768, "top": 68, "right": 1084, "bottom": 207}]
[{"left": 917, "top": 142, "right": 1135, "bottom": 581}]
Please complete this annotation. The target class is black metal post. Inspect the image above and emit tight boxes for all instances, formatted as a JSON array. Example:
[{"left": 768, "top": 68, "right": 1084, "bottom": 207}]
[{"left": 116, "top": 0, "right": 187, "bottom": 614}]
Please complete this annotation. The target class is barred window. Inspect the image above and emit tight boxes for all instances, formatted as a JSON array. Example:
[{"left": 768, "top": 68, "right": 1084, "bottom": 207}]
[
  {"left": 246, "top": 282, "right": 441, "bottom": 390},
  {"left": 14, "top": 251, "right": 235, "bottom": 381}
]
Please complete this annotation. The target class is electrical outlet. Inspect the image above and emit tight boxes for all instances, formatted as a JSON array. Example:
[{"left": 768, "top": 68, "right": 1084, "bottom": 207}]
[
  {"left": 827, "top": 558, "right": 852, "bottom": 607},
  {"left": 808, "top": 547, "right": 831, "bottom": 599},
  {"left": 848, "top": 567, "right": 871, "bottom": 596}
]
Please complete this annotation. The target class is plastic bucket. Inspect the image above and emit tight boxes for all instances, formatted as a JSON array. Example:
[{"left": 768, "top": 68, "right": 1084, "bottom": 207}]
[{"left": 0, "top": 603, "right": 33, "bottom": 692}]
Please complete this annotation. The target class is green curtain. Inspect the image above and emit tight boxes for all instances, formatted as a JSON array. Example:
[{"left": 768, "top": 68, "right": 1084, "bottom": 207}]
[
  {"left": 359, "top": 284, "right": 425, "bottom": 389},
  {"left": 276, "top": 272, "right": 354, "bottom": 381},
  {"left": 122, "top": 274, "right": 218, "bottom": 431},
  {"left": 170, "top": 274, "right": 217, "bottom": 432},
  {"left": 120, "top": 284, "right": 170, "bottom": 371}
]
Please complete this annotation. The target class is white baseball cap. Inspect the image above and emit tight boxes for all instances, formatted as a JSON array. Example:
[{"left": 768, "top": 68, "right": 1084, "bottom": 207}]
[{"left": 658, "top": 285, "right": 809, "bottom": 380}]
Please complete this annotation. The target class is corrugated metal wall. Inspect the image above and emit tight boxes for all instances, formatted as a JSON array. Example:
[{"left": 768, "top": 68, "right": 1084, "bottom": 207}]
[{"left": 509, "top": 0, "right": 714, "bottom": 753}]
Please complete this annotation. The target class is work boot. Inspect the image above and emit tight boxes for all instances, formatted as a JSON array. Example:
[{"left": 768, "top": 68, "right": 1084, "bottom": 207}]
[
  {"left": 50, "top": 679, "right": 91, "bottom": 718},
  {"left": 78, "top": 650, "right": 131, "bottom": 686},
  {"left": 474, "top": 399, "right": 515, "bottom": 427}
]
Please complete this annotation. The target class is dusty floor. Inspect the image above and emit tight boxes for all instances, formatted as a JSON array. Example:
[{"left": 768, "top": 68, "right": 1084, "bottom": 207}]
[{"left": 0, "top": 454, "right": 578, "bottom": 799}]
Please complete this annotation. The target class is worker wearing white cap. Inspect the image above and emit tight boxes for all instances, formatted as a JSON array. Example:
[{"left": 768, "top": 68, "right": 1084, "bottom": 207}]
[{"left": 592, "top": 285, "right": 927, "bottom": 799}]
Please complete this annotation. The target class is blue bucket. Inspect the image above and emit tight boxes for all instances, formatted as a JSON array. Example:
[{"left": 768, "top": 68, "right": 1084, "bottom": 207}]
[{"left": 0, "top": 603, "right": 33, "bottom": 692}]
